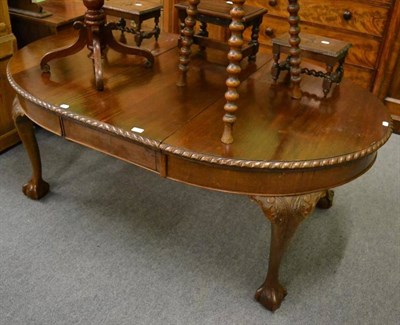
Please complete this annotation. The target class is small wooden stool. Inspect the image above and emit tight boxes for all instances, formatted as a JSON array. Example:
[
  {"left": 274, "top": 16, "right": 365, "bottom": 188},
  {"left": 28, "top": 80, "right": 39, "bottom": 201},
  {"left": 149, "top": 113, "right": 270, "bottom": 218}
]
[
  {"left": 103, "top": 0, "right": 162, "bottom": 47},
  {"left": 175, "top": 0, "right": 267, "bottom": 62},
  {"left": 271, "top": 33, "right": 352, "bottom": 97}
]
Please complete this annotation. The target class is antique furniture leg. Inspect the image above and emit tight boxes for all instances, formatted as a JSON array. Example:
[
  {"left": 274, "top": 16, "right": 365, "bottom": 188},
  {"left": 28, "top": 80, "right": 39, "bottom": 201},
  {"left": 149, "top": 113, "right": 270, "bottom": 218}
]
[
  {"left": 134, "top": 20, "right": 143, "bottom": 47},
  {"left": 248, "top": 17, "right": 262, "bottom": 62},
  {"left": 92, "top": 31, "right": 104, "bottom": 91},
  {"left": 40, "top": 21, "right": 87, "bottom": 72},
  {"left": 336, "top": 57, "right": 345, "bottom": 83},
  {"left": 177, "top": 12, "right": 185, "bottom": 48},
  {"left": 251, "top": 192, "right": 325, "bottom": 311},
  {"left": 117, "top": 18, "right": 128, "bottom": 44},
  {"left": 154, "top": 15, "right": 161, "bottom": 42},
  {"left": 104, "top": 24, "right": 154, "bottom": 66},
  {"left": 177, "top": 0, "right": 200, "bottom": 87},
  {"left": 288, "top": 0, "right": 302, "bottom": 99},
  {"left": 322, "top": 64, "right": 334, "bottom": 97},
  {"left": 12, "top": 99, "right": 49, "bottom": 200},
  {"left": 221, "top": 0, "right": 245, "bottom": 144},
  {"left": 40, "top": 0, "right": 154, "bottom": 91},
  {"left": 198, "top": 21, "right": 208, "bottom": 51},
  {"left": 271, "top": 43, "right": 281, "bottom": 82}
]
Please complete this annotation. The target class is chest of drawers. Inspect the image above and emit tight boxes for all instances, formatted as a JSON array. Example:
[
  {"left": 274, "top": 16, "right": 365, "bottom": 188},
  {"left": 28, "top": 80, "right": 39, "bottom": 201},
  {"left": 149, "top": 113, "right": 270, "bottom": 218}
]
[{"left": 245, "top": 0, "right": 397, "bottom": 91}]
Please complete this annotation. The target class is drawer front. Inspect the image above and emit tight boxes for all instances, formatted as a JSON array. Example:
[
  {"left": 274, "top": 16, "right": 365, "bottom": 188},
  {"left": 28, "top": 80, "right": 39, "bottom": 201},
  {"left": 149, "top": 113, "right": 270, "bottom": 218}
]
[
  {"left": 21, "top": 99, "right": 62, "bottom": 135},
  {"left": 252, "top": 15, "right": 381, "bottom": 69},
  {"left": 249, "top": 0, "right": 390, "bottom": 37},
  {"left": 341, "top": 64, "right": 374, "bottom": 89},
  {"left": 63, "top": 118, "right": 158, "bottom": 171}
]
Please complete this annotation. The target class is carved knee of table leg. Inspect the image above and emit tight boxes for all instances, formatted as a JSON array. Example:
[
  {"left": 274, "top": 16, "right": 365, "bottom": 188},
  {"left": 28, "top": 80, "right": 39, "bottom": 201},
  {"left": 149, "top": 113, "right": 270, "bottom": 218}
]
[
  {"left": 12, "top": 98, "right": 49, "bottom": 200},
  {"left": 251, "top": 192, "right": 324, "bottom": 311}
]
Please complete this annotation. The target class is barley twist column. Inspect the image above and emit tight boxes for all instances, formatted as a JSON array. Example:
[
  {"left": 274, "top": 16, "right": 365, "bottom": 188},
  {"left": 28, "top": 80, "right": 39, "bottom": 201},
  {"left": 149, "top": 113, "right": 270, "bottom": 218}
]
[
  {"left": 177, "top": 0, "right": 199, "bottom": 87},
  {"left": 221, "top": 0, "right": 245, "bottom": 144},
  {"left": 288, "top": 0, "right": 302, "bottom": 99}
]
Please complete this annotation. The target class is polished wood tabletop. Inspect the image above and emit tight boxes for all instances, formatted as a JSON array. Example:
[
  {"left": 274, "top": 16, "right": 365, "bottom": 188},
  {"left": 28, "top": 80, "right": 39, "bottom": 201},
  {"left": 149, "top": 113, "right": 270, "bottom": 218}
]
[{"left": 7, "top": 29, "right": 392, "bottom": 311}]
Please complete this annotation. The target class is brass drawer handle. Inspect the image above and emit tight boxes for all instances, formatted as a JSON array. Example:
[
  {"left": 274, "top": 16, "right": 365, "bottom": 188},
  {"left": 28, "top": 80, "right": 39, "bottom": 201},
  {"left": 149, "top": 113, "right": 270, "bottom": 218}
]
[
  {"left": 343, "top": 10, "right": 352, "bottom": 21},
  {"left": 265, "top": 27, "right": 275, "bottom": 37},
  {"left": 269, "top": 0, "right": 277, "bottom": 6}
]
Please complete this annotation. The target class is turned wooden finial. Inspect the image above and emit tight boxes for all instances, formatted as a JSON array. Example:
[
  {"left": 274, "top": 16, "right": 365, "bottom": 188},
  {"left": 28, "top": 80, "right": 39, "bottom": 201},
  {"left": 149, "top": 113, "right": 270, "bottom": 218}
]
[
  {"left": 82, "top": 0, "right": 105, "bottom": 26},
  {"left": 83, "top": 0, "right": 104, "bottom": 10},
  {"left": 288, "top": 0, "right": 302, "bottom": 99}
]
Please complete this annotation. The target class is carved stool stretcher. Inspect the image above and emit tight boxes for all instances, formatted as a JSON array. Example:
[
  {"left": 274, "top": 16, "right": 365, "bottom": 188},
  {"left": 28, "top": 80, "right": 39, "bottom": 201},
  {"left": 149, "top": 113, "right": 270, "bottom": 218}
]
[
  {"left": 271, "top": 33, "right": 352, "bottom": 97},
  {"left": 103, "top": 0, "right": 162, "bottom": 47}
]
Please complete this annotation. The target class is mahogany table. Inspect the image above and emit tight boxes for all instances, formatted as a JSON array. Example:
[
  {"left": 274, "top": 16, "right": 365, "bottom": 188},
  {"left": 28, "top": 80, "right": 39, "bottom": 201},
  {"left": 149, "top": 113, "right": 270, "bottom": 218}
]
[{"left": 7, "top": 31, "right": 392, "bottom": 311}]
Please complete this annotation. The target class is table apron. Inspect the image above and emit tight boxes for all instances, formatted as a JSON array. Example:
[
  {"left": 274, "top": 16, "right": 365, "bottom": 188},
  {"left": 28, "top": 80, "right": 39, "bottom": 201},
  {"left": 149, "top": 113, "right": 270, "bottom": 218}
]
[
  {"left": 163, "top": 153, "right": 377, "bottom": 196},
  {"left": 17, "top": 96, "right": 379, "bottom": 197}
]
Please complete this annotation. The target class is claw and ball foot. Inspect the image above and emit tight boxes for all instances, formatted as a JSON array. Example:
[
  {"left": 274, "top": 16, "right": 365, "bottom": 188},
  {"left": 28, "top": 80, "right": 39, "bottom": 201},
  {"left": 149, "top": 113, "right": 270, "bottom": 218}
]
[
  {"left": 317, "top": 189, "right": 334, "bottom": 209},
  {"left": 251, "top": 192, "right": 325, "bottom": 311},
  {"left": 22, "top": 178, "right": 50, "bottom": 200},
  {"left": 12, "top": 98, "right": 49, "bottom": 200},
  {"left": 255, "top": 282, "right": 287, "bottom": 311}
]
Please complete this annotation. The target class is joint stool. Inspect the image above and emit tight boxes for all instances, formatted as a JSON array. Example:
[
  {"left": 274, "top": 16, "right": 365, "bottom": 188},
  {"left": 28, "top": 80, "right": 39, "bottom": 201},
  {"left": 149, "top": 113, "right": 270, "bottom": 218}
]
[
  {"left": 175, "top": 0, "right": 267, "bottom": 62},
  {"left": 103, "top": 0, "right": 162, "bottom": 47},
  {"left": 271, "top": 33, "right": 352, "bottom": 97}
]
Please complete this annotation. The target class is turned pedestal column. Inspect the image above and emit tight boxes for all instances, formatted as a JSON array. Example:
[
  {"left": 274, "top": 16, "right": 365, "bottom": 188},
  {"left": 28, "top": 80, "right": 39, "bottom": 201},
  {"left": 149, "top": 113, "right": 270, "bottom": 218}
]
[{"left": 40, "top": 0, "right": 154, "bottom": 91}]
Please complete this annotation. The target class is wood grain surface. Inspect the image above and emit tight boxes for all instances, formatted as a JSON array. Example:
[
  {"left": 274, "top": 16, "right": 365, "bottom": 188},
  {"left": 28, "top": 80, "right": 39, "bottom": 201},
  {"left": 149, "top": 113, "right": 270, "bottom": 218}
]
[{"left": 7, "top": 29, "right": 391, "bottom": 195}]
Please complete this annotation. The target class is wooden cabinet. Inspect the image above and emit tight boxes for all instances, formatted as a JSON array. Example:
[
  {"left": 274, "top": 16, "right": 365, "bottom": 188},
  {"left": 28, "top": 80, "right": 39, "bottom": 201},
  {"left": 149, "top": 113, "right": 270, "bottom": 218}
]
[
  {"left": 385, "top": 56, "right": 400, "bottom": 132},
  {"left": 372, "top": 0, "right": 400, "bottom": 132},
  {"left": 0, "top": 0, "right": 18, "bottom": 152}
]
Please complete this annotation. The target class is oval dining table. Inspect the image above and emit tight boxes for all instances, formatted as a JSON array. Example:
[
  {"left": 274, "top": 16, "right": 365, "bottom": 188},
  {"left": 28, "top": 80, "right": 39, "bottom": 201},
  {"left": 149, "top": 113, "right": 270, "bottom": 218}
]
[{"left": 7, "top": 28, "right": 391, "bottom": 311}]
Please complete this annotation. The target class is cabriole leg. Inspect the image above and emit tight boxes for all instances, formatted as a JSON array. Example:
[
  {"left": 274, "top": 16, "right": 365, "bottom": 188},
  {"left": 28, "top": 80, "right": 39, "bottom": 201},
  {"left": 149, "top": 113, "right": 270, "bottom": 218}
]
[
  {"left": 251, "top": 192, "right": 324, "bottom": 311},
  {"left": 12, "top": 98, "right": 49, "bottom": 200}
]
